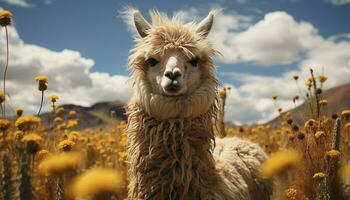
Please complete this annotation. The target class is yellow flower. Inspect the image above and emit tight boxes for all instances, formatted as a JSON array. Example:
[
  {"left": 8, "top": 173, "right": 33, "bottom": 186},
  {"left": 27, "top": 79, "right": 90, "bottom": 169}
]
[
  {"left": 57, "top": 140, "right": 75, "bottom": 152},
  {"left": 37, "top": 149, "right": 50, "bottom": 160},
  {"left": 16, "top": 107, "right": 23, "bottom": 117},
  {"left": 22, "top": 133, "right": 43, "bottom": 154},
  {"left": 315, "top": 131, "right": 325, "bottom": 139},
  {"left": 292, "top": 95, "right": 299, "bottom": 103},
  {"left": 0, "top": 10, "right": 12, "bottom": 27},
  {"left": 304, "top": 119, "right": 316, "bottom": 129},
  {"left": 54, "top": 117, "right": 62, "bottom": 124},
  {"left": 217, "top": 89, "right": 226, "bottom": 98},
  {"left": 306, "top": 80, "right": 312, "bottom": 89},
  {"left": 326, "top": 150, "right": 341, "bottom": 159},
  {"left": 35, "top": 75, "right": 48, "bottom": 83},
  {"left": 285, "top": 188, "right": 297, "bottom": 200},
  {"left": 68, "top": 131, "right": 81, "bottom": 141},
  {"left": 14, "top": 130, "right": 24, "bottom": 140},
  {"left": 56, "top": 107, "right": 65, "bottom": 115},
  {"left": 317, "top": 75, "right": 328, "bottom": 83},
  {"left": 313, "top": 172, "right": 326, "bottom": 180},
  {"left": 35, "top": 75, "right": 48, "bottom": 91},
  {"left": 118, "top": 151, "right": 127, "bottom": 162},
  {"left": 71, "top": 168, "right": 123, "bottom": 199},
  {"left": 345, "top": 122, "right": 350, "bottom": 129},
  {"left": 38, "top": 152, "right": 83, "bottom": 175},
  {"left": 261, "top": 150, "right": 301, "bottom": 178},
  {"left": 67, "top": 119, "right": 78, "bottom": 128},
  {"left": 277, "top": 107, "right": 283, "bottom": 113},
  {"left": 341, "top": 109, "right": 350, "bottom": 118},
  {"left": 319, "top": 99, "right": 328, "bottom": 106},
  {"left": 0, "top": 10, "right": 12, "bottom": 19},
  {"left": 15, "top": 115, "right": 41, "bottom": 131},
  {"left": 69, "top": 110, "right": 77, "bottom": 116},
  {"left": 0, "top": 91, "right": 4, "bottom": 104},
  {"left": 0, "top": 118, "right": 10, "bottom": 131},
  {"left": 48, "top": 94, "right": 59, "bottom": 103},
  {"left": 22, "top": 133, "right": 43, "bottom": 143}
]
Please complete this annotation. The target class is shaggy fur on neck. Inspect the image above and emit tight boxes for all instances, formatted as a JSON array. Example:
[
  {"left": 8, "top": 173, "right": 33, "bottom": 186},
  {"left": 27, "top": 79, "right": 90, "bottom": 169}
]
[{"left": 126, "top": 103, "right": 235, "bottom": 199}]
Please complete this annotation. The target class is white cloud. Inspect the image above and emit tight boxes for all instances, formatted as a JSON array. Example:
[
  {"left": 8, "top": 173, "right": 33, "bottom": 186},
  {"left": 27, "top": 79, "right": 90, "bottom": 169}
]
[
  {"left": 210, "top": 11, "right": 322, "bottom": 66},
  {"left": 326, "top": 0, "right": 350, "bottom": 5},
  {"left": 179, "top": 8, "right": 350, "bottom": 124},
  {"left": 3, "top": 0, "right": 30, "bottom": 7},
  {"left": 0, "top": 26, "right": 132, "bottom": 114},
  {"left": 2, "top": 0, "right": 54, "bottom": 7}
]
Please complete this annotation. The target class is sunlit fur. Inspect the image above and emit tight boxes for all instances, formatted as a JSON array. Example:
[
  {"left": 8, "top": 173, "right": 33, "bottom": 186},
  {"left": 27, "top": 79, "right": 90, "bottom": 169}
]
[{"left": 125, "top": 8, "right": 272, "bottom": 199}]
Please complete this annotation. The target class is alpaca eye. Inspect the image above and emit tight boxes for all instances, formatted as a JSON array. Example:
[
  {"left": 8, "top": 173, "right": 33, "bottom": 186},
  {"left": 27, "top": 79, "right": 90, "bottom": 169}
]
[
  {"left": 188, "top": 57, "right": 199, "bottom": 67},
  {"left": 146, "top": 58, "right": 159, "bottom": 67}
]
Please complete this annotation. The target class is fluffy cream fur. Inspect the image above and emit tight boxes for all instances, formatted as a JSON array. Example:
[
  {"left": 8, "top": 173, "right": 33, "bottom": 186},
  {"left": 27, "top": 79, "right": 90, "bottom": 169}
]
[{"left": 125, "top": 8, "right": 272, "bottom": 200}]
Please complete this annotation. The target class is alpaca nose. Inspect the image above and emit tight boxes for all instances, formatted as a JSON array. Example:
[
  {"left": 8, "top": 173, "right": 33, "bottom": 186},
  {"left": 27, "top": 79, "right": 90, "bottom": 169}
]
[{"left": 164, "top": 70, "right": 182, "bottom": 81}]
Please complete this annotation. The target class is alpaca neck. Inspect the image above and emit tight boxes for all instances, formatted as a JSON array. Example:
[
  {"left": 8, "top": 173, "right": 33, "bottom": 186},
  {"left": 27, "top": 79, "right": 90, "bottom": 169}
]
[{"left": 126, "top": 104, "right": 225, "bottom": 199}]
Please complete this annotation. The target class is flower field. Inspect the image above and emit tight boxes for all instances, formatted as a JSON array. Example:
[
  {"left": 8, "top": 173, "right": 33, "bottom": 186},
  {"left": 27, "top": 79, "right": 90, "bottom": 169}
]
[{"left": 1, "top": 8, "right": 350, "bottom": 200}]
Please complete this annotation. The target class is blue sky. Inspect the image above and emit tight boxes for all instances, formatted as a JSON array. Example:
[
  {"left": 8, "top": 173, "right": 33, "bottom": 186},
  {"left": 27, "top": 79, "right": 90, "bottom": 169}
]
[
  {"left": 4, "top": 0, "right": 350, "bottom": 77},
  {"left": 1, "top": 0, "right": 350, "bottom": 123}
]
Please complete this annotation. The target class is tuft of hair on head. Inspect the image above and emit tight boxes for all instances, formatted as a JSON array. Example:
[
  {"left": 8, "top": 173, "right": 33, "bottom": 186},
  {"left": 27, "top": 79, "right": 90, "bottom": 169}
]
[{"left": 120, "top": 6, "right": 151, "bottom": 38}]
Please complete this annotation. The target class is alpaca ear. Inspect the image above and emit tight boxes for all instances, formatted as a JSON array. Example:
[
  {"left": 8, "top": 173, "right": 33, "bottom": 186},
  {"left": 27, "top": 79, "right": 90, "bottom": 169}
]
[
  {"left": 196, "top": 11, "right": 215, "bottom": 38},
  {"left": 133, "top": 10, "right": 151, "bottom": 38}
]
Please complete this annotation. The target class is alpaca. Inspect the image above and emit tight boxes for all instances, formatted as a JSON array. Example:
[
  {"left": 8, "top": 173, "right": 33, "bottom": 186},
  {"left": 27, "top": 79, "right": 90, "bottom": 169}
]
[{"left": 124, "top": 8, "right": 272, "bottom": 200}]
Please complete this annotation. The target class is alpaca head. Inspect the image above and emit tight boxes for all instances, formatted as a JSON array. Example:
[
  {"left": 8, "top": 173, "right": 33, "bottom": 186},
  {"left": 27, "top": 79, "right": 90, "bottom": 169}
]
[{"left": 126, "top": 9, "right": 218, "bottom": 120}]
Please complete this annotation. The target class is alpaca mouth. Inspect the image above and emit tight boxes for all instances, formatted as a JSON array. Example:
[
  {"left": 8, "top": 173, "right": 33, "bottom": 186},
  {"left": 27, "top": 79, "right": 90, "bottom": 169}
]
[{"left": 163, "top": 83, "right": 182, "bottom": 96}]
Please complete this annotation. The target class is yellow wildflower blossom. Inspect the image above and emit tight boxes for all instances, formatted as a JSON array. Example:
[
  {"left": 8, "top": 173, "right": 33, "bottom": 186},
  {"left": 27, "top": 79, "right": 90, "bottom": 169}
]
[
  {"left": 16, "top": 107, "right": 23, "bottom": 117},
  {"left": 315, "top": 131, "right": 326, "bottom": 139},
  {"left": 48, "top": 94, "right": 59, "bottom": 103},
  {"left": 0, "top": 10, "right": 12, "bottom": 26},
  {"left": 56, "top": 107, "right": 65, "bottom": 115},
  {"left": 57, "top": 140, "right": 75, "bottom": 152},
  {"left": 341, "top": 109, "right": 350, "bottom": 118},
  {"left": 22, "top": 133, "right": 42, "bottom": 143},
  {"left": 35, "top": 75, "right": 48, "bottom": 91},
  {"left": 54, "top": 117, "right": 62, "bottom": 124},
  {"left": 0, "top": 118, "right": 10, "bottom": 131},
  {"left": 35, "top": 75, "right": 48, "bottom": 83},
  {"left": 313, "top": 172, "right": 326, "bottom": 180},
  {"left": 285, "top": 188, "right": 297, "bottom": 200},
  {"left": 71, "top": 168, "right": 123, "bottom": 199},
  {"left": 38, "top": 152, "right": 83, "bottom": 175},
  {"left": 69, "top": 110, "right": 77, "bottom": 116},
  {"left": 326, "top": 150, "right": 341, "bottom": 159},
  {"left": 0, "top": 91, "right": 4, "bottom": 104},
  {"left": 319, "top": 100, "right": 328, "bottom": 106},
  {"left": 15, "top": 115, "right": 41, "bottom": 131},
  {"left": 37, "top": 149, "right": 50, "bottom": 160},
  {"left": 217, "top": 89, "right": 226, "bottom": 98},
  {"left": 345, "top": 122, "right": 350, "bottom": 129},
  {"left": 317, "top": 75, "right": 328, "bottom": 83},
  {"left": 261, "top": 150, "right": 300, "bottom": 178},
  {"left": 14, "top": 130, "right": 24, "bottom": 140}
]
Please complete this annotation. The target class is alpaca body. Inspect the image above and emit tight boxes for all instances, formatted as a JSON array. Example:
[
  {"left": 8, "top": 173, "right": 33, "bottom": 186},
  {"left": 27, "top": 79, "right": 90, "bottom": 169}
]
[
  {"left": 126, "top": 104, "right": 271, "bottom": 200},
  {"left": 124, "top": 8, "right": 271, "bottom": 200}
]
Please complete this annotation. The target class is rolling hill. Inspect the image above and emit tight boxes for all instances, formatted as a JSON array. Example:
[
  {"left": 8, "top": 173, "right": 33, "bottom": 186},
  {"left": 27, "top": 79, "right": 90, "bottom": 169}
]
[{"left": 268, "top": 83, "right": 350, "bottom": 125}]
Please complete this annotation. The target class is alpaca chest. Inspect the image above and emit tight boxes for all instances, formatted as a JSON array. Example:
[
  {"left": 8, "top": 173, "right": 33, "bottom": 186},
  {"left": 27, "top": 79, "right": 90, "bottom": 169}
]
[{"left": 126, "top": 115, "right": 222, "bottom": 199}]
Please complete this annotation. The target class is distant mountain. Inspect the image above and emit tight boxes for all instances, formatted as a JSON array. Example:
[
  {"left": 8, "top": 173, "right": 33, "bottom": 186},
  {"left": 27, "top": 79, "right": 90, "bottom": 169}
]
[
  {"left": 40, "top": 100, "right": 126, "bottom": 130},
  {"left": 268, "top": 83, "right": 350, "bottom": 125}
]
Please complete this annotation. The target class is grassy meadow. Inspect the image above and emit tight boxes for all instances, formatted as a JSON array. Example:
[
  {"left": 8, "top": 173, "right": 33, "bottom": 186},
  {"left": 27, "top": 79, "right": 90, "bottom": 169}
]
[{"left": 1, "top": 9, "right": 350, "bottom": 200}]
